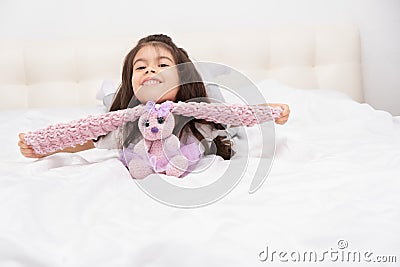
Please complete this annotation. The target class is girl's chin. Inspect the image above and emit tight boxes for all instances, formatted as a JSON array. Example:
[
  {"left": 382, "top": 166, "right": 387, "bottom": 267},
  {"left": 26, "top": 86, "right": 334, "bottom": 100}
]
[{"left": 134, "top": 84, "right": 178, "bottom": 104}]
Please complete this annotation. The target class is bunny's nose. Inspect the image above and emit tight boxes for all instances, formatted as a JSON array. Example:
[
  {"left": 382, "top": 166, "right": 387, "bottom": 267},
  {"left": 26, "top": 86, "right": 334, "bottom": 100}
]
[{"left": 151, "top": 127, "right": 159, "bottom": 133}]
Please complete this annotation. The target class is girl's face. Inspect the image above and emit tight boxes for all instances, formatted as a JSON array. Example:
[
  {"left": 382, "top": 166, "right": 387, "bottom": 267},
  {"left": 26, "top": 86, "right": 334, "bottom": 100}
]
[{"left": 132, "top": 45, "right": 180, "bottom": 103}]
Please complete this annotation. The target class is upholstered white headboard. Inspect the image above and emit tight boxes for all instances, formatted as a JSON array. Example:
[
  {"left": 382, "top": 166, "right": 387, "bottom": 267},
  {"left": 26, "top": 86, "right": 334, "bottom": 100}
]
[{"left": 0, "top": 25, "right": 363, "bottom": 110}]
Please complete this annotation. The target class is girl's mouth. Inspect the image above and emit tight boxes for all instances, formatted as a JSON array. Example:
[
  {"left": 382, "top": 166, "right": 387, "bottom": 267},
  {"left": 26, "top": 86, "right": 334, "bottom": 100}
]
[{"left": 141, "top": 77, "right": 162, "bottom": 86}]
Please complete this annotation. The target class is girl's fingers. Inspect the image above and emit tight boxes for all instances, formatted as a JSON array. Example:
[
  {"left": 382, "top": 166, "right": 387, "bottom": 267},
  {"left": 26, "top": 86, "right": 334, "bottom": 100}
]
[
  {"left": 275, "top": 113, "right": 289, "bottom": 125},
  {"left": 20, "top": 146, "right": 44, "bottom": 158},
  {"left": 20, "top": 147, "right": 34, "bottom": 155},
  {"left": 23, "top": 153, "right": 41, "bottom": 158},
  {"left": 18, "top": 132, "right": 44, "bottom": 158},
  {"left": 21, "top": 150, "right": 43, "bottom": 158},
  {"left": 18, "top": 141, "right": 30, "bottom": 149},
  {"left": 275, "top": 118, "right": 287, "bottom": 125},
  {"left": 280, "top": 104, "right": 290, "bottom": 115},
  {"left": 18, "top": 132, "right": 26, "bottom": 141},
  {"left": 18, "top": 133, "right": 29, "bottom": 147},
  {"left": 279, "top": 105, "right": 290, "bottom": 122},
  {"left": 18, "top": 133, "right": 35, "bottom": 149}
]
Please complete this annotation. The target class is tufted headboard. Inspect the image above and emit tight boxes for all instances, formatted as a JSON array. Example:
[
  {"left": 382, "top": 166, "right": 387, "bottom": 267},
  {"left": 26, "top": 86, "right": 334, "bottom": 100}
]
[{"left": 0, "top": 25, "right": 363, "bottom": 110}]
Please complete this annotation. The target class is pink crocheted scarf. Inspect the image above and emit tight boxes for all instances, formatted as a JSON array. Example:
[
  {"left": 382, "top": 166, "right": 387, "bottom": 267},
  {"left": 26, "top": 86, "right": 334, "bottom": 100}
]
[{"left": 24, "top": 101, "right": 283, "bottom": 155}]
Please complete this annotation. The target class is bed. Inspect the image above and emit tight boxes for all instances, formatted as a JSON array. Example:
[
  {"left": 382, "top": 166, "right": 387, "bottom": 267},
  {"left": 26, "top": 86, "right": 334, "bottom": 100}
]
[{"left": 1, "top": 25, "right": 399, "bottom": 266}]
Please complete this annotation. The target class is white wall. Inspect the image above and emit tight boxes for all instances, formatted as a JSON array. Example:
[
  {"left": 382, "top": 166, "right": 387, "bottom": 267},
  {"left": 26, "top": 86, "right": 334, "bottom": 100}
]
[{"left": 1, "top": 0, "right": 399, "bottom": 115}]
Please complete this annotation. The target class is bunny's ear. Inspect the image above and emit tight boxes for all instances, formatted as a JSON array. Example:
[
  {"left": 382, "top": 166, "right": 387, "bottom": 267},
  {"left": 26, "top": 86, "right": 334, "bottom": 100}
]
[
  {"left": 158, "top": 101, "right": 173, "bottom": 117},
  {"left": 144, "top": 101, "right": 156, "bottom": 113},
  {"left": 124, "top": 104, "right": 146, "bottom": 122},
  {"left": 24, "top": 104, "right": 147, "bottom": 155},
  {"left": 171, "top": 102, "right": 282, "bottom": 127}
]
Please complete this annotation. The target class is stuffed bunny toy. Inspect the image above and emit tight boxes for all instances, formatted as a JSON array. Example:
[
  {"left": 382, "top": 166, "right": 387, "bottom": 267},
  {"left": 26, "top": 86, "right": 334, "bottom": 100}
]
[{"left": 126, "top": 101, "right": 189, "bottom": 179}]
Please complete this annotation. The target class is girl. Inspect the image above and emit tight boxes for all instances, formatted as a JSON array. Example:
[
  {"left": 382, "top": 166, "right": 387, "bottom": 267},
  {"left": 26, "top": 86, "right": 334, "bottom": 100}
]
[{"left": 18, "top": 34, "right": 290, "bottom": 159}]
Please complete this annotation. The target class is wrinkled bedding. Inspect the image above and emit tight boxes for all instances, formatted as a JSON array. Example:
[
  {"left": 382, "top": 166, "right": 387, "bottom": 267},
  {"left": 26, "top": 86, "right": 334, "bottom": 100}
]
[{"left": 0, "top": 80, "right": 399, "bottom": 267}]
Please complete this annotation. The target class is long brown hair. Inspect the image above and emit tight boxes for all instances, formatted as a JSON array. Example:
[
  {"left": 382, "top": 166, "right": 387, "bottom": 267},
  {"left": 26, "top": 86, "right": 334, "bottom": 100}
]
[{"left": 109, "top": 34, "right": 232, "bottom": 159}]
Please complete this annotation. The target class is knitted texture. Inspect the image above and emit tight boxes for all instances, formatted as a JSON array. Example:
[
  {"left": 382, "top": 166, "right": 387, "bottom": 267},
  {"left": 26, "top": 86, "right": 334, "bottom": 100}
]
[
  {"left": 25, "top": 101, "right": 282, "bottom": 155},
  {"left": 172, "top": 102, "right": 282, "bottom": 127},
  {"left": 24, "top": 105, "right": 145, "bottom": 155}
]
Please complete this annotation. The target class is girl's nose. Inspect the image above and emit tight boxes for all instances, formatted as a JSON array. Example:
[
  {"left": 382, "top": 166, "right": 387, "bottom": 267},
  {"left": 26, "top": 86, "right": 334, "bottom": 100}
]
[
  {"left": 145, "top": 67, "right": 156, "bottom": 74},
  {"left": 151, "top": 127, "right": 159, "bottom": 133}
]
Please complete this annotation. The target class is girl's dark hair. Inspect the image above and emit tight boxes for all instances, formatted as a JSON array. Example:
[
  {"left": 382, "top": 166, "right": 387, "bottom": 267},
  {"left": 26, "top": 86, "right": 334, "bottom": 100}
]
[{"left": 109, "top": 34, "right": 232, "bottom": 159}]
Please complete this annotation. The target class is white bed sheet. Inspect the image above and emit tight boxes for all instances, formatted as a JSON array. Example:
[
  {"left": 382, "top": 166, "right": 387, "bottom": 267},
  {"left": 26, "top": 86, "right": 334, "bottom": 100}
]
[{"left": 0, "top": 81, "right": 399, "bottom": 267}]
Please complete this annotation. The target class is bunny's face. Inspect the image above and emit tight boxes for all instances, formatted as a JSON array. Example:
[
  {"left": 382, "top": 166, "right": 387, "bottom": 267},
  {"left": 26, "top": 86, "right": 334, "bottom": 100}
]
[{"left": 138, "top": 110, "right": 175, "bottom": 141}]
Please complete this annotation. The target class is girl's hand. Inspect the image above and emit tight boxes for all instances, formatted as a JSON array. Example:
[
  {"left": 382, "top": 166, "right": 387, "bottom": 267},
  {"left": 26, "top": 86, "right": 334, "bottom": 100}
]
[
  {"left": 259, "top": 103, "right": 290, "bottom": 125},
  {"left": 18, "top": 133, "right": 50, "bottom": 158},
  {"left": 270, "top": 103, "right": 290, "bottom": 124}
]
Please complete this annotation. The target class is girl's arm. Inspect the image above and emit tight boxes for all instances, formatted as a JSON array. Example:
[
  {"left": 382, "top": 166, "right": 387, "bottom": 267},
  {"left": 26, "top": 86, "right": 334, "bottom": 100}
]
[{"left": 18, "top": 133, "right": 94, "bottom": 158}]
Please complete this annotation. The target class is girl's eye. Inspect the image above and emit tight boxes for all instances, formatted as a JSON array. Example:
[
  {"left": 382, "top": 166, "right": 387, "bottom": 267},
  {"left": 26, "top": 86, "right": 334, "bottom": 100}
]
[
  {"left": 136, "top": 66, "right": 146, "bottom": 70},
  {"left": 157, "top": 117, "right": 165, "bottom": 124},
  {"left": 159, "top": 63, "right": 169, "bottom": 68},
  {"left": 144, "top": 120, "right": 150, "bottom": 127}
]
